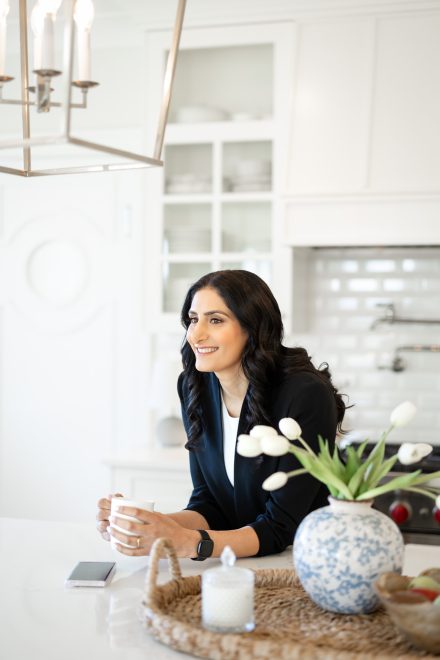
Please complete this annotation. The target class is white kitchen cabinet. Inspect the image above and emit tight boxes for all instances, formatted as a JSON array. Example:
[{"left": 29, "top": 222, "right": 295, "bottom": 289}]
[
  {"left": 286, "top": 18, "right": 373, "bottom": 195},
  {"left": 145, "top": 22, "right": 296, "bottom": 331},
  {"left": 103, "top": 449, "right": 192, "bottom": 513},
  {"left": 284, "top": 8, "right": 440, "bottom": 246}
]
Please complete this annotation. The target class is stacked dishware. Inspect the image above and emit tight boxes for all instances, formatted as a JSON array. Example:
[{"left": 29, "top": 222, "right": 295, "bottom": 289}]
[{"left": 228, "top": 159, "right": 271, "bottom": 192}]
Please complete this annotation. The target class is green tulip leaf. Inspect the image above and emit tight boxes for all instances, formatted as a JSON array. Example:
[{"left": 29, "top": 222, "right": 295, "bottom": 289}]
[{"left": 358, "top": 470, "right": 422, "bottom": 500}]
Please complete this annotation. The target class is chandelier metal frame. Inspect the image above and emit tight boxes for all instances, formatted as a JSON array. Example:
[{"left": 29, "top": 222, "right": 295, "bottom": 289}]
[{"left": 0, "top": 0, "right": 186, "bottom": 176}]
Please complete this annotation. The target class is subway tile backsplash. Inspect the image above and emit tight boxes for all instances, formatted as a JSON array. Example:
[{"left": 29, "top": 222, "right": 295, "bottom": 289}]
[{"left": 288, "top": 247, "right": 440, "bottom": 445}]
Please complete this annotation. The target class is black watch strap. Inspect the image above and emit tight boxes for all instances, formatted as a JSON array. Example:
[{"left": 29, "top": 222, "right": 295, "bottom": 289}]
[{"left": 191, "top": 529, "right": 214, "bottom": 561}]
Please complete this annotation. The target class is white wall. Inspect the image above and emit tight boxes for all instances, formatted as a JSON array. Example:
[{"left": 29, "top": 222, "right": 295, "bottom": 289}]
[{"left": 0, "top": 172, "right": 150, "bottom": 522}]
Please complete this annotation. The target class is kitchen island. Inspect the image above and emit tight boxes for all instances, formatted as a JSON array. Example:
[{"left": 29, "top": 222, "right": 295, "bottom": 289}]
[{"left": 0, "top": 517, "right": 439, "bottom": 660}]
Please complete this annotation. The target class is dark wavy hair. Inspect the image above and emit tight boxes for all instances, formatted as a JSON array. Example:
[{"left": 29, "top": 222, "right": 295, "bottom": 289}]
[{"left": 180, "top": 269, "right": 345, "bottom": 448}]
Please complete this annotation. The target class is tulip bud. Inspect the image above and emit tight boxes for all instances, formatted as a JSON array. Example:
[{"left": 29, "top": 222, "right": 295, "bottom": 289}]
[
  {"left": 236, "top": 434, "right": 262, "bottom": 458},
  {"left": 397, "top": 442, "right": 432, "bottom": 465},
  {"left": 390, "top": 401, "right": 417, "bottom": 428},
  {"left": 262, "top": 472, "right": 288, "bottom": 491},
  {"left": 250, "top": 425, "right": 278, "bottom": 439},
  {"left": 260, "top": 435, "right": 290, "bottom": 457},
  {"left": 279, "top": 417, "right": 302, "bottom": 440}
]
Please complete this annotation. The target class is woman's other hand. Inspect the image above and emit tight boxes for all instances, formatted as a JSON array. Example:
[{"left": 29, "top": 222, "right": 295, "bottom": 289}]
[
  {"left": 108, "top": 506, "right": 199, "bottom": 557},
  {"left": 96, "top": 493, "right": 124, "bottom": 541}
]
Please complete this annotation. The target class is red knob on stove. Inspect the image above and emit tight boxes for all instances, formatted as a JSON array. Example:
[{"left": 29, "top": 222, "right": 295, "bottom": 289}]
[
  {"left": 389, "top": 501, "right": 411, "bottom": 525},
  {"left": 433, "top": 507, "right": 440, "bottom": 525}
]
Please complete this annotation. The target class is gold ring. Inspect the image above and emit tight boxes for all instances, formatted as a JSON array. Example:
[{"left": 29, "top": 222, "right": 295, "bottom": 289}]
[{"left": 136, "top": 537, "right": 141, "bottom": 549}]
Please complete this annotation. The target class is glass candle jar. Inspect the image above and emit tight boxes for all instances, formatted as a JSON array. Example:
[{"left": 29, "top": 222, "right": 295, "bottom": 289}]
[{"left": 202, "top": 546, "right": 255, "bottom": 633}]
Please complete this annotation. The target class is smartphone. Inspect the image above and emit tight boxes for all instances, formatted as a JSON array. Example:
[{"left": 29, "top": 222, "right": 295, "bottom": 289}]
[{"left": 65, "top": 561, "right": 116, "bottom": 588}]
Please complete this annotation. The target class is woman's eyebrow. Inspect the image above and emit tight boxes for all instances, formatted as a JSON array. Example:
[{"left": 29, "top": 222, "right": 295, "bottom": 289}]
[{"left": 188, "top": 309, "right": 230, "bottom": 317}]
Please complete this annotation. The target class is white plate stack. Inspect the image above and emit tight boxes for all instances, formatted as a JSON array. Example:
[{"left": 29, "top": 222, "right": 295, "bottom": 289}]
[
  {"left": 165, "top": 227, "right": 211, "bottom": 253},
  {"left": 229, "top": 159, "right": 272, "bottom": 192},
  {"left": 165, "top": 173, "right": 212, "bottom": 194}
]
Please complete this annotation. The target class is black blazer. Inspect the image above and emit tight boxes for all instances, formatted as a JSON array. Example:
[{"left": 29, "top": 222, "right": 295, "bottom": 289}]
[{"left": 177, "top": 370, "right": 338, "bottom": 556}]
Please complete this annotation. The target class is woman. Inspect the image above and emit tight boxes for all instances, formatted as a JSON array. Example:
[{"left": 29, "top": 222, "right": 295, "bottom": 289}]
[{"left": 97, "top": 270, "right": 345, "bottom": 558}]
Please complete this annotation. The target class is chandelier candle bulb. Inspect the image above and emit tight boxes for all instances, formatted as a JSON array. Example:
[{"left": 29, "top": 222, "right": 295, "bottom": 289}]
[
  {"left": 202, "top": 546, "right": 255, "bottom": 633},
  {"left": 31, "top": 2, "right": 60, "bottom": 73},
  {"left": 40, "top": 12, "right": 55, "bottom": 70},
  {"left": 0, "top": 0, "right": 9, "bottom": 76},
  {"left": 74, "top": 0, "right": 95, "bottom": 81},
  {"left": 76, "top": 27, "right": 91, "bottom": 80}
]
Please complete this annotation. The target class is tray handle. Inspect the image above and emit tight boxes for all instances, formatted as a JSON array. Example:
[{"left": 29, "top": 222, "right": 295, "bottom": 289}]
[{"left": 145, "top": 537, "right": 182, "bottom": 596}]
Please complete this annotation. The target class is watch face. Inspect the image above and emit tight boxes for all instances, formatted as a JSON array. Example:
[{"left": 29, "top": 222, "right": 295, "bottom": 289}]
[{"left": 198, "top": 538, "right": 214, "bottom": 559}]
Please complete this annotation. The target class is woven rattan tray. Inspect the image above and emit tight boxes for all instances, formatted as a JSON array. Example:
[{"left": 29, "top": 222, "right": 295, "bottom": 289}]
[{"left": 141, "top": 538, "right": 438, "bottom": 659}]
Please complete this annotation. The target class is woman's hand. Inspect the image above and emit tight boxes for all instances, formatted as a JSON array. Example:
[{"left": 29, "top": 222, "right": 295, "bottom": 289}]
[
  {"left": 96, "top": 493, "right": 124, "bottom": 541},
  {"left": 108, "top": 505, "right": 199, "bottom": 558}
]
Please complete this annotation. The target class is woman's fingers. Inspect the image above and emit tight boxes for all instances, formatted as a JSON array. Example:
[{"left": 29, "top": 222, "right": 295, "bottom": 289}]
[
  {"left": 112, "top": 506, "right": 156, "bottom": 525},
  {"left": 96, "top": 508, "right": 110, "bottom": 521},
  {"left": 97, "top": 493, "right": 124, "bottom": 510},
  {"left": 96, "top": 493, "right": 124, "bottom": 541},
  {"left": 108, "top": 526, "right": 151, "bottom": 556},
  {"left": 96, "top": 520, "right": 111, "bottom": 541}
]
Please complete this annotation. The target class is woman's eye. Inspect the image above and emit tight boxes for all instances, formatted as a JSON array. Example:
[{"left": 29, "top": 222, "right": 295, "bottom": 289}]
[
  {"left": 210, "top": 317, "right": 222, "bottom": 324},
  {"left": 188, "top": 317, "right": 197, "bottom": 324}
]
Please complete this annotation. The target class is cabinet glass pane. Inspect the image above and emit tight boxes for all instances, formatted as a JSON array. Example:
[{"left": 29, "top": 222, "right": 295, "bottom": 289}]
[
  {"left": 163, "top": 205, "right": 212, "bottom": 254},
  {"left": 163, "top": 262, "right": 211, "bottom": 313},
  {"left": 223, "top": 142, "right": 272, "bottom": 193},
  {"left": 220, "top": 260, "right": 272, "bottom": 286},
  {"left": 222, "top": 202, "right": 271, "bottom": 252},
  {"left": 164, "top": 144, "right": 212, "bottom": 194},
  {"left": 169, "top": 45, "right": 273, "bottom": 122}
]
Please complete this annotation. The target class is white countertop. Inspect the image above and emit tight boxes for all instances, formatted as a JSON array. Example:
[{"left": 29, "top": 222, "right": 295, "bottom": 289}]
[{"left": 1, "top": 517, "right": 439, "bottom": 660}]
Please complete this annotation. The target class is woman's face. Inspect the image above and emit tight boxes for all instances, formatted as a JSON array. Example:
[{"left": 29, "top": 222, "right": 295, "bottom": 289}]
[{"left": 186, "top": 287, "right": 248, "bottom": 380}]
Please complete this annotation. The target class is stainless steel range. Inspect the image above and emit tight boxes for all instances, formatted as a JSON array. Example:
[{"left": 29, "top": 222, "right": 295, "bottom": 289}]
[{"left": 351, "top": 443, "right": 440, "bottom": 545}]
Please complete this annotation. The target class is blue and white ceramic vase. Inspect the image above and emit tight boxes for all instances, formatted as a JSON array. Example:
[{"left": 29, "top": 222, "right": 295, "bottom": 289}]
[{"left": 293, "top": 497, "right": 404, "bottom": 614}]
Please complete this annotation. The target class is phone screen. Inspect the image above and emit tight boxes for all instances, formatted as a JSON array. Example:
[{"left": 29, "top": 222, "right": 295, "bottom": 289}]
[{"left": 65, "top": 561, "right": 116, "bottom": 587}]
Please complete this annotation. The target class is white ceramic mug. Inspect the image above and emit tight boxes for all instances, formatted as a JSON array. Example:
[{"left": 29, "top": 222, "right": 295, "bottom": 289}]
[{"left": 109, "top": 497, "right": 155, "bottom": 549}]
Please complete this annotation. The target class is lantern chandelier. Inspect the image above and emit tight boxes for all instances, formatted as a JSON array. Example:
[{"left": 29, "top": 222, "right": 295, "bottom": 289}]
[{"left": 0, "top": 0, "right": 186, "bottom": 176}]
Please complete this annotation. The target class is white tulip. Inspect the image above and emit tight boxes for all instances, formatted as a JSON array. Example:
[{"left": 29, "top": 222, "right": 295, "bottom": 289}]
[
  {"left": 279, "top": 417, "right": 302, "bottom": 440},
  {"left": 397, "top": 442, "right": 432, "bottom": 465},
  {"left": 260, "top": 435, "right": 290, "bottom": 457},
  {"left": 236, "top": 434, "right": 262, "bottom": 458},
  {"left": 390, "top": 401, "right": 417, "bottom": 428},
  {"left": 250, "top": 425, "right": 278, "bottom": 439},
  {"left": 436, "top": 494, "right": 440, "bottom": 510},
  {"left": 262, "top": 472, "right": 288, "bottom": 491}
]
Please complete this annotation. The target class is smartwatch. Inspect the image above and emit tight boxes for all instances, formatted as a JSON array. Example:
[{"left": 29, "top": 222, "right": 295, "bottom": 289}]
[{"left": 191, "top": 529, "right": 214, "bottom": 561}]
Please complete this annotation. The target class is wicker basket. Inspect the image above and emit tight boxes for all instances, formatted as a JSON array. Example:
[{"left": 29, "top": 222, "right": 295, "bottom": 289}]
[{"left": 141, "top": 538, "right": 438, "bottom": 659}]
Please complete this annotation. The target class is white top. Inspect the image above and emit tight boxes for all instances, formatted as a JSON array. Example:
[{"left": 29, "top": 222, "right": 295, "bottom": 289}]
[
  {"left": 0, "top": 517, "right": 438, "bottom": 660},
  {"left": 221, "top": 395, "right": 240, "bottom": 487}
]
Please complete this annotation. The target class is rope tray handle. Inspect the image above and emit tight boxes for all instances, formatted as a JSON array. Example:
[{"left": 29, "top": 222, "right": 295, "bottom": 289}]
[{"left": 144, "top": 537, "right": 182, "bottom": 598}]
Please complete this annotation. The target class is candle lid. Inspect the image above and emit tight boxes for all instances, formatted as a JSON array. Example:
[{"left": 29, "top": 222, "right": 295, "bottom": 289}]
[{"left": 203, "top": 546, "right": 254, "bottom": 586}]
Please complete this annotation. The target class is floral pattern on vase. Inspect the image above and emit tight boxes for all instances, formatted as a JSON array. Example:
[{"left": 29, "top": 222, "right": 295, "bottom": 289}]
[{"left": 293, "top": 497, "right": 404, "bottom": 614}]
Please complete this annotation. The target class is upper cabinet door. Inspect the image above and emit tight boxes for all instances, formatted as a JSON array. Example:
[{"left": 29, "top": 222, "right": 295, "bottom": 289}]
[
  {"left": 370, "top": 13, "right": 440, "bottom": 192},
  {"left": 286, "top": 11, "right": 440, "bottom": 196},
  {"left": 286, "top": 18, "right": 373, "bottom": 194}
]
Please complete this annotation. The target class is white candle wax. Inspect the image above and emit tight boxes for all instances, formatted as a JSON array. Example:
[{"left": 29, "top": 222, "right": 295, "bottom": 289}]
[
  {"left": 0, "top": 20, "right": 6, "bottom": 76},
  {"left": 76, "top": 28, "right": 91, "bottom": 81},
  {"left": 202, "top": 580, "right": 254, "bottom": 630},
  {"left": 40, "top": 13, "right": 55, "bottom": 70}
]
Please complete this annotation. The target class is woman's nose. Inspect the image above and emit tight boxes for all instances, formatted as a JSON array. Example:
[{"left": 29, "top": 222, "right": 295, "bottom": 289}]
[{"left": 189, "top": 323, "right": 208, "bottom": 344}]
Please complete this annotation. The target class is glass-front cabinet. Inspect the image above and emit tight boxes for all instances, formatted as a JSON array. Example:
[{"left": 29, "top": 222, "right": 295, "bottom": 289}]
[{"left": 145, "top": 22, "right": 295, "bottom": 331}]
